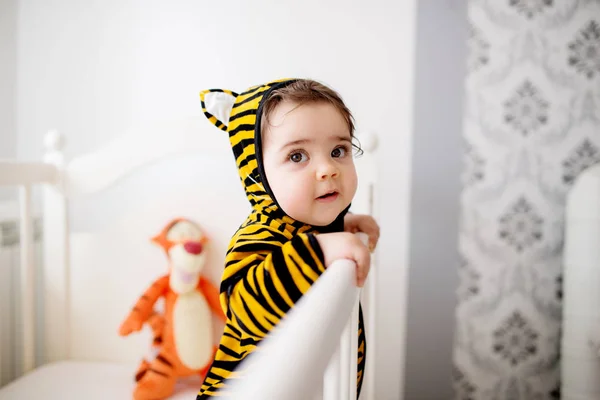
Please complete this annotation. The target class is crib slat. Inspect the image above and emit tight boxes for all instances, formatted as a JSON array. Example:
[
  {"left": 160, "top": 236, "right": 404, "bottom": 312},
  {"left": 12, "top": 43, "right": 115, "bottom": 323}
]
[
  {"left": 19, "top": 185, "right": 35, "bottom": 374},
  {"left": 339, "top": 315, "right": 351, "bottom": 399},
  {"left": 323, "top": 345, "right": 341, "bottom": 400},
  {"left": 364, "top": 183, "right": 377, "bottom": 400}
]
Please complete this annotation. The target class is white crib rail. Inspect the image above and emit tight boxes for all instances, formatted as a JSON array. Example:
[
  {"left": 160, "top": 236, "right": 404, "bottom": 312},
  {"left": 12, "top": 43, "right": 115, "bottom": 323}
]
[
  {"left": 224, "top": 258, "right": 362, "bottom": 400},
  {"left": 0, "top": 160, "right": 58, "bottom": 375}
]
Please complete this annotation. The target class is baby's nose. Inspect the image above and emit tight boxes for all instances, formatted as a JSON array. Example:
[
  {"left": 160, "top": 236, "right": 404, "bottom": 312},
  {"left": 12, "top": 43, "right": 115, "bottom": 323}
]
[{"left": 317, "top": 166, "right": 339, "bottom": 180}]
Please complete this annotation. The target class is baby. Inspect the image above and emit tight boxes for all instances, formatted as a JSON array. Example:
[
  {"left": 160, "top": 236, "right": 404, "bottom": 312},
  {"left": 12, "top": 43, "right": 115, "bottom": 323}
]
[{"left": 197, "top": 78, "right": 379, "bottom": 399}]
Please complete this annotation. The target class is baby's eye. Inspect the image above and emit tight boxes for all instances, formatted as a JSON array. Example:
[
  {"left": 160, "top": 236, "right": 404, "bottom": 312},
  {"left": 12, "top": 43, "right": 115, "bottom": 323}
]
[
  {"left": 289, "top": 151, "right": 308, "bottom": 163},
  {"left": 331, "top": 146, "right": 347, "bottom": 158}
]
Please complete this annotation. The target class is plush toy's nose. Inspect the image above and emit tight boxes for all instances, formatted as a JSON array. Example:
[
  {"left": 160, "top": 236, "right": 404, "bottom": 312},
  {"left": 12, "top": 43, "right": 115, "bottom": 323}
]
[{"left": 184, "top": 241, "right": 203, "bottom": 255}]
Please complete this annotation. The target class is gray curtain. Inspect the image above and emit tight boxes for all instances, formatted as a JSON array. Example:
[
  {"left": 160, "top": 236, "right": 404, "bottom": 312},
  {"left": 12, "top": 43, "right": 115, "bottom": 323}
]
[{"left": 454, "top": 0, "right": 600, "bottom": 398}]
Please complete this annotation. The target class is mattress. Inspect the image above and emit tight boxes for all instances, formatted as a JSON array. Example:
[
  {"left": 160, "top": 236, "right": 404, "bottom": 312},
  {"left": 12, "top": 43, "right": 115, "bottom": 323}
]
[{"left": 0, "top": 360, "right": 202, "bottom": 399}]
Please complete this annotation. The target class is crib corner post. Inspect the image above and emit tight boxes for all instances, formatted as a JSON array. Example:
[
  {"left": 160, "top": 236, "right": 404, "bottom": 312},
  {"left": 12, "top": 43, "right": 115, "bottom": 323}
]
[{"left": 41, "top": 130, "right": 70, "bottom": 363}]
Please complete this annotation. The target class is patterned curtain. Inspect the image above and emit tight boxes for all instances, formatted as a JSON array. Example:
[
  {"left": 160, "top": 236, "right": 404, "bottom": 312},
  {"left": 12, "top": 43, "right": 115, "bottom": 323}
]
[{"left": 453, "top": 0, "right": 600, "bottom": 398}]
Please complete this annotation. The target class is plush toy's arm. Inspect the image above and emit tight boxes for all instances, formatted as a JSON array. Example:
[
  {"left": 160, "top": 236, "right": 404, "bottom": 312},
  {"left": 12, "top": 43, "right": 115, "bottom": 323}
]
[
  {"left": 199, "top": 277, "right": 226, "bottom": 322},
  {"left": 223, "top": 232, "right": 326, "bottom": 341},
  {"left": 119, "top": 274, "right": 170, "bottom": 336}
]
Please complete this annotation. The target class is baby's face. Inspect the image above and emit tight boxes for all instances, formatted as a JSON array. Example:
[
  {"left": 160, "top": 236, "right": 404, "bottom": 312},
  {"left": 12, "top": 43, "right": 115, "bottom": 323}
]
[{"left": 262, "top": 100, "right": 357, "bottom": 226}]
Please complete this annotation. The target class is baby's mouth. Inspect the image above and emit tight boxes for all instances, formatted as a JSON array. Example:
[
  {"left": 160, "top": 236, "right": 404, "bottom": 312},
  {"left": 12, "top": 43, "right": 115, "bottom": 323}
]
[{"left": 316, "top": 191, "right": 339, "bottom": 201}]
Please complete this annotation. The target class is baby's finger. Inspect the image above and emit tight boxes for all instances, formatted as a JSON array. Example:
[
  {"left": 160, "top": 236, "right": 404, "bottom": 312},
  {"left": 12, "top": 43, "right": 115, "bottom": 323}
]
[
  {"left": 368, "top": 230, "right": 380, "bottom": 252},
  {"left": 355, "top": 247, "right": 371, "bottom": 287}
]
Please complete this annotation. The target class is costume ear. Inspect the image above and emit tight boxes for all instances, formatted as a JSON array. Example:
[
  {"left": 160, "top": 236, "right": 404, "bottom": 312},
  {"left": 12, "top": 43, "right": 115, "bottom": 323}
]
[{"left": 199, "top": 89, "right": 238, "bottom": 132}]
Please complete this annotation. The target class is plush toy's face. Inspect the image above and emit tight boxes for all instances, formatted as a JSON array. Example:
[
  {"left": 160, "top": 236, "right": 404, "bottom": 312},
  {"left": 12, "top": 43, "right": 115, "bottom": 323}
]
[{"left": 155, "top": 219, "right": 208, "bottom": 294}]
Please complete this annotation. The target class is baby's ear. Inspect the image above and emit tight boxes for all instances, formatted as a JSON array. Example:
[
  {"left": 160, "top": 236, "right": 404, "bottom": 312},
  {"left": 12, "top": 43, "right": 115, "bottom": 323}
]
[{"left": 199, "top": 89, "right": 238, "bottom": 132}]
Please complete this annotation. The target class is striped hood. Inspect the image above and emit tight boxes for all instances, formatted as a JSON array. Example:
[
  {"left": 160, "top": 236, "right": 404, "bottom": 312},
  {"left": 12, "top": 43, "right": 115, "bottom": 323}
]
[{"left": 200, "top": 78, "right": 347, "bottom": 232}]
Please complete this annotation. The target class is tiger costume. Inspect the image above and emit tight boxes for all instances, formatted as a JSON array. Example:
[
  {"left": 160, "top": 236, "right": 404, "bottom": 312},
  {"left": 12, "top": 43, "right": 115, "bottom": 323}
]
[{"left": 196, "top": 78, "right": 367, "bottom": 399}]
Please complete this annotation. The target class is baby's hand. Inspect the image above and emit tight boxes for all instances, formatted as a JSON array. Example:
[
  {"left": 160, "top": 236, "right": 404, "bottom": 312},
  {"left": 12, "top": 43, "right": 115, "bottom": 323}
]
[
  {"left": 343, "top": 213, "right": 380, "bottom": 252},
  {"left": 315, "top": 232, "right": 371, "bottom": 287}
]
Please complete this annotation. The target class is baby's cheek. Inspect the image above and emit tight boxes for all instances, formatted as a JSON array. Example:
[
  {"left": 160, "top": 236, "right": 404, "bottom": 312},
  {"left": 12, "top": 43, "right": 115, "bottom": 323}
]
[{"left": 279, "top": 191, "right": 302, "bottom": 214}]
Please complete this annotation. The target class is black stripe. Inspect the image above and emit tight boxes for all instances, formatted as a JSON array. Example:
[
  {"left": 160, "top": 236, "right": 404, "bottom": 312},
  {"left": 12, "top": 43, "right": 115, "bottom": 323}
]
[
  {"left": 271, "top": 250, "right": 303, "bottom": 304},
  {"left": 206, "top": 358, "right": 241, "bottom": 374},
  {"left": 247, "top": 263, "right": 278, "bottom": 317},
  {"left": 221, "top": 268, "right": 250, "bottom": 293},
  {"left": 223, "top": 332, "right": 239, "bottom": 340},
  {"left": 295, "top": 235, "right": 322, "bottom": 274},
  {"left": 262, "top": 264, "right": 291, "bottom": 315},
  {"left": 232, "top": 309, "right": 262, "bottom": 338},
  {"left": 237, "top": 153, "right": 252, "bottom": 170},
  {"left": 209, "top": 358, "right": 242, "bottom": 371},
  {"left": 237, "top": 226, "right": 281, "bottom": 239},
  {"left": 265, "top": 315, "right": 278, "bottom": 327},
  {"left": 232, "top": 88, "right": 268, "bottom": 109},
  {"left": 239, "top": 85, "right": 267, "bottom": 100},
  {"left": 231, "top": 136, "right": 254, "bottom": 158},
  {"left": 207, "top": 88, "right": 239, "bottom": 96},
  {"left": 228, "top": 108, "right": 256, "bottom": 123},
  {"left": 203, "top": 371, "right": 226, "bottom": 382},
  {"left": 218, "top": 344, "right": 247, "bottom": 359},
  {"left": 226, "top": 323, "right": 242, "bottom": 337},
  {"left": 240, "top": 294, "right": 270, "bottom": 336},
  {"left": 307, "top": 233, "right": 325, "bottom": 265},
  {"left": 225, "top": 258, "right": 243, "bottom": 268},
  {"left": 289, "top": 253, "right": 315, "bottom": 285},
  {"left": 235, "top": 236, "right": 269, "bottom": 243},
  {"left": 229, "top": 124, "right": 255, "bottom": 137},
  {"left": 240, "top": 337, "right": 260, "bottom": 347},
  {"left": 233, "top": 241, "right": 281, "bottom": 254}
]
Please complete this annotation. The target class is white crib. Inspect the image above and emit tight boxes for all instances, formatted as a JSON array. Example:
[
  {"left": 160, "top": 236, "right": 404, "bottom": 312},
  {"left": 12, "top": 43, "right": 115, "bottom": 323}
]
[
  {"left": 561, "top": 163, "right": 600, "bottom": 400},
  {"left": 0, "top": 116, "right": 378, "bottom": 400}
]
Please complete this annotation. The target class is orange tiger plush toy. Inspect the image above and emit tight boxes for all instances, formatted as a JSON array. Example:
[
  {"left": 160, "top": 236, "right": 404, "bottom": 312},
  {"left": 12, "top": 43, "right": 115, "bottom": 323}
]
[{"left": 119, "top": 218, "right": 225, "bottom": 400}]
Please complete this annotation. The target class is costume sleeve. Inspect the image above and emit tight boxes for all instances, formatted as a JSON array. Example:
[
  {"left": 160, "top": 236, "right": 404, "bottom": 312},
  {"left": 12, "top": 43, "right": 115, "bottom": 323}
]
[{"left": 220, "top": 229, "right": 326, "bottom": 340}]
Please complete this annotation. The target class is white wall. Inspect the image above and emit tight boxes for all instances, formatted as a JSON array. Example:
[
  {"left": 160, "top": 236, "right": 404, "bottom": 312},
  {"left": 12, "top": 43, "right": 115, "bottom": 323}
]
[
  {"left": 15, "top": 0, "right": 416, "bottom": 398},
  {"left": 0, "top": 0, "right": 18, "bottom": 201}
]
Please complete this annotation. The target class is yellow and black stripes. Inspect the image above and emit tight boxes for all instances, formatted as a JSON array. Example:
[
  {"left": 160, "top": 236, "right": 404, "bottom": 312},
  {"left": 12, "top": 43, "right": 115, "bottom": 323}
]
[
  {"left": 197, "top": 214, "right": 367, "bottom": 399},
  {"left": 223, "top": 229, "right": 325, "bottom": 340},
  {"left": 197, "top": 222, "right": 325, "bottom": 397}
]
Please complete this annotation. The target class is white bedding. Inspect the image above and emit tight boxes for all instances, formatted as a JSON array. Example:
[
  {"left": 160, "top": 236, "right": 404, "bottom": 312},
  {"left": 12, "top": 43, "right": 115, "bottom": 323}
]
[{"left": 0, "top": 361, "right": 202, "bottom": 400}]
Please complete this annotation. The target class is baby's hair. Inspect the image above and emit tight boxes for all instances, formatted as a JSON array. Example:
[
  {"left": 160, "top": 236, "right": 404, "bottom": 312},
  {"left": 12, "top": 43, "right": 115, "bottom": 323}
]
[{"left": 261, "top": 79, "right": 363, "bottom": 156}]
